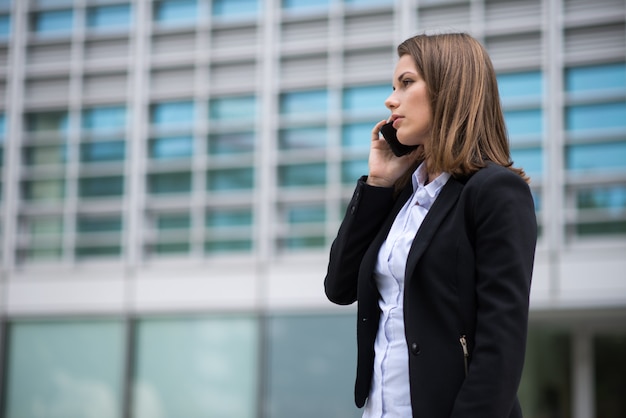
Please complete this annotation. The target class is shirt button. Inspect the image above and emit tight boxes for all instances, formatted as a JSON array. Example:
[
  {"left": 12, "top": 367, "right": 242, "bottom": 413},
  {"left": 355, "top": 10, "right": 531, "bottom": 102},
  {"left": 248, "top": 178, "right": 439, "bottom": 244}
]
[{"left": 410, "top": 342, "right": 421, "bottom": 355}]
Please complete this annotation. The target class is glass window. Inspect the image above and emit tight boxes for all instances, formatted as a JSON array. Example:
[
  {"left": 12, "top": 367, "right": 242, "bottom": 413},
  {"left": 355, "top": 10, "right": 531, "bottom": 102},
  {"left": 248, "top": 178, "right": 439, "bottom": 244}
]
[
  {"left": 286, "top": 205, "right": 326, "bottom": 224},
  {"left": 0, "top": 112, "right": 5, "bottom": 139},
  {"left": 156, "top": 213, "right": 191, "bottom": 230},
  {"left": 132, "top": 316, "right": 258, "bottom": 418},
  {"left": 280, "top": 90, "right": 328, "bottom": 117},
  {"left": 511, "top": 147, "right": 543, "bottom": 178},
  {"left": 209, "top": 96, "right": 256, "bottom": 121},
  {"left": 504, "top": 109, "right": 543, "bottom": 140},
  {"left": 565, "top": 102, "right": 626, "bottom": 132},
  {"left": 497, "top": 71, "right": 543, "bottom": 102},
  {"left": 154, "top": 0, "right": 197, "bottom": 25},
  {"left": 28, "top": 216, "right": 63, "bottom": 236},
  {"left": 149, "top": 136, "right": 193, "bottom": 159},
  {"left": 566, "top": 142, "right": 626, "bottom": 173},
  {"left": 342, "top": 123, "right": 372, "bottom": 149},
  {"left": 0, "top": 14, "right": 10, "bottom": 39},
  {"left": 151, "top": 101, "right": 195, "bottom": 128},
  {"left": 24, "top": 145, "right": 67, "bottom": 166},
  {"left": 205, "top": 239, "right": 252, "bottom": 253},
  {"left": 32, "top": 9, "right": 74, "bottom": 35},
  {"left": 282, "top": 0, "right": 330, "bottom": 10},
  {"left": 4, "top": 320, "right": 125, "bottom": 418},
  {"left": 577, "top": 186, "right": 626, "bottom": 213},
  {"left": 87, "top": 4, "right": 131, "bottom": 30},
  {"left": 267, "top": 314, "right": 361, "bottom": 418},
  {"left": 206, "top": 208, "right": 252, "bottom": 228},
  {"left": 77, "top": 216, "right": 122, "bottom": 234},
  {"left": 341, "top": 159, "right": 368, "bottom": 184},
  {"left": 79, "top": 176, "right": 124, "bottom": 198},
  {"left": 212, "top": 0, "right": 259, "bottom": 18},
  {"left": 566, "top": 63, "right": 626, "bottom": 94},
  {"left": 81, "top": 141, "right": 126, "bottom": 163},
  {"left": 22, "top": 179, "right": 65, "bottom": 201},
  {"left": 575, "top": 221, "right": 626, "bottom": 236},
  {"left": 75, "top": 244, "right": 121, "bottom": 258},
  {"left": 148, "top": 172, "right": 192, "bottom": 194},
  {"left": 25, "top": 111, "right": 68, "bottom": 134},
  {"left": 207, "top": 167, "right": 254, "bottom": 191},
  {"left": 209, "top": 131, "right": 255, "bottom": 155},
  {"left": 342, "top": 84, "right": 389, "bottom": 112},
  {"left": 83, "top": 106, "right": 127, "bottom": 134},
  {"left": 279, "top": 163, "right": 326, "bottom": 187},
  {"left": 279, "top": 126, "right": 327, "bottom": 150}
]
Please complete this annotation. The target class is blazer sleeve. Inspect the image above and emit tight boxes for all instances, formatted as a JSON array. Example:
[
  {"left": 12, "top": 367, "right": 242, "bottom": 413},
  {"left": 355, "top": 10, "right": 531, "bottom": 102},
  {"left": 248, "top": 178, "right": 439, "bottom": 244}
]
[
  {"left": 324, "top": 176, "right": 396, "bottom": 305},
  {"left": 451, "top": 168, "right": 537, "bottom": 417}
]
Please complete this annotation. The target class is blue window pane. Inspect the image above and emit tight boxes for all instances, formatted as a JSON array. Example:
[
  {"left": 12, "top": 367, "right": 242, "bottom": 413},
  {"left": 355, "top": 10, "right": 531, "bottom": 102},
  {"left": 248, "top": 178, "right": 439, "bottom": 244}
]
[
  {"left": 578, "top": 186, "right": 626, "bottom": 213},
  {"left": 511, "top": 147, "right": 543, "bottom": 177},
  {"left": 207, "top": 168, "right": 254, "bottom": 191},
  {"left": 87, "top": 5, "right": 131, "bottom": 30},
  {"left": 206, "top": 209, "right": 253, "bottom": 227},
  {"left": 154, "top": 0, "right": 197, "bottom": 24},
  {"left": 567, "top": 142, "right": 626, "bottom": 173},
  {"left": 566, "top": 102, "right": 626, "bottom": 132},
  {"left": 283, "top": 0, "right": 330, "bottom": 9},
  {"left": 287, "top": 205, "right": 326, "bottom": 224},
  {"left": 152, "top": 101, "right": 195, "bottom": 127},
  {"left": 341, "top": 159, "right": 368, "bottom": 184},
  {"left": 150, "top": 136, "right": 193, "bottom": 159},
  {"left": 79, "top": 176, "right": 124, "bottom": 197},
  {"left": 504, "top": 109, "right": 543, "bottom": 139},
  {"left": 157, "top": 213, "right": 191, "bottom": 230},
  {"left": 209, "top": 96, "right": 256, "bottom": 121},
  {"left": 82, "top": 106, "right": 126, "bottom": 133},
  {"left": 26, "top": 112, "right": 68, "bottom": 134},
  {"left": 0, "top": 113, "right": 6, "bottom": 140},
  {"left": 497, "top": 71, "right": 543, "bottom": 101},
  {"left": 0, "top": 15, "right": 10, "bottom": 39},
  {"left": 148, "top": 172, "right": 192, "bottom": 194},
  {"left": 205, "top": 239, "right": 252, "bottom": 253},
  {"left": 280, "top": 90, "right": 328, "bottom": 116},
  {"left": 345, "top": 0, "right": 392, "bottom": 4},
  {"left": 77, "top": 216, "right": 122, "bottom": 233},
  {"left": 342, "top": 123, "right": 372, "bottom": 149},
  {"left": 279, "top": 163, "right": 326, "bottom": 187},
  {"left": 343, "top": 85, "right": 389, "bottom": 111},
  {"left": 280, "top": 127, "right": 327, "bottom": 149},
  {"left": 33, "top": 10, "right": 73, "bottom": 34},
  {"left": 213, "top": 0, "right": 259, "bottom": 18},
  {"left": 566, "top": 63, "right": 626, "bottom": 93},
  {"left": 81, "top": 141, "right": 125, "bottom": 162},
  {"left": 209, "top": 131, "right": 255, "bottom": 155}
]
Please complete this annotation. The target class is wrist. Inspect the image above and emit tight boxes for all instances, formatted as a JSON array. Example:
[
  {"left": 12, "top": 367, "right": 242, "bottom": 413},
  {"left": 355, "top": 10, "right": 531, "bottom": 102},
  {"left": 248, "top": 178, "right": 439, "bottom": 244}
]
[{"left": 366, "top": 175, "right": 395, "bottom": 188}]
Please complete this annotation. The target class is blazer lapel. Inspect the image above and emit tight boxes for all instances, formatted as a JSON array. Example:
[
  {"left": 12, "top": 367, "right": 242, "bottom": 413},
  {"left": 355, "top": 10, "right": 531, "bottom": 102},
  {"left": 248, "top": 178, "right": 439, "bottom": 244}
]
[{"left": 404, "top": 177, "right": 464, "bottom": 279}]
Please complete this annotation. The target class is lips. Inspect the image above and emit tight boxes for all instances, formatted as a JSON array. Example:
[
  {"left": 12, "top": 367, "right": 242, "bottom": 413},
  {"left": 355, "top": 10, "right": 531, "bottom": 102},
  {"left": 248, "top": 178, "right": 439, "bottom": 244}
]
[{"left": 392, "top": 116, "right": 403, "bottom": 129}]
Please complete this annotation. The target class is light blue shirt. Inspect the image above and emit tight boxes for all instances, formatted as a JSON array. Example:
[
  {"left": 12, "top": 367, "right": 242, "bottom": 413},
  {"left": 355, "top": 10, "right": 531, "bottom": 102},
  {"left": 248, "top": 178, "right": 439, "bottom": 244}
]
[{"left": 363, "top": 162, "right": 450, "bottom": 418}]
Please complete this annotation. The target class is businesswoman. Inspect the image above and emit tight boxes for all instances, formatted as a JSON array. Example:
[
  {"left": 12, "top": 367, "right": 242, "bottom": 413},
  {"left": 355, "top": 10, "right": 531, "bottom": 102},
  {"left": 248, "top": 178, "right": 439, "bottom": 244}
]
[{"left": 324, "top": 33, "right": 537, "bottom": 418}]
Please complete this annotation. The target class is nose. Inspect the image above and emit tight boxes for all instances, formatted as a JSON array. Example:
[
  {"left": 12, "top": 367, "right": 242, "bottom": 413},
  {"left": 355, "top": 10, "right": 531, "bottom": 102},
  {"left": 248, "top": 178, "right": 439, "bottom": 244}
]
[{"left": 385, "top": 91, "right": 398, "bottom": 110}]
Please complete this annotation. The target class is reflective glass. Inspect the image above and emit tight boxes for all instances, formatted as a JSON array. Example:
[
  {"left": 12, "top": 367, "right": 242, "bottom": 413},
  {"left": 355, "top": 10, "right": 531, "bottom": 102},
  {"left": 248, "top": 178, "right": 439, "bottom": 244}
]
[
  {"left": 209, "top": 131, "right": 255, "bottom": 154},
  {"left": 79, "top": 176, "right": 124, "bottom": 198},
  {"left": 151, "top": 101, "right": 195, "bottom": 128},
  {"left": 29, "top": 217, "right": 63, "bottom": 236},
  {"left": 511, "top": 147, "right": 543, "bottom": 177},
  {"left": 81, "top": 141, "right": 125, "bottom": 163},
  {"left": 576, "top": 221, "right": 626, "bottom": 236},
  {"left": 279, "top": 163, "right": 326, "bottom": 187},
  {"left": 341, "top": 159, "right": 368, "bottom": 184},
  {"left": 132, "top": 316, "right": 258, "bottom": 418},
  {"left": 279, "top": 126, "right": 327, "bottom": 149},
  {"left": 0, "top": 14, "right": 10, "bottom": 39},
  {"left": 77, "top": 216, "right": 122, "bottom": 233},
  {"left": 26, "top": 111, "right": 68, "bottom": 134},
  {"left": 75, "top": 245, "right": 121, "bottom": 258},
  {"left": 566, "top": 102, "right": 626, "bottom": 132},
  {"left": 342, "top": 123, "right": 372, "bottom": 149},
  {"left": 280, "top": 90, "right": 327, "bottom": 116},
  {"left": 497, "top": 71, "right": 543, "bottom": 101},
  {"left": 504, "top": 109, "right": 543, "bottom": 139},
  {"left": 205, "top": 239, "right": 252, "bottom": 253},
  {"left": 156, "top": 213, "right": 191, "bottom": 230},
  {"left": 287, "top": 205, "right": 326, "bottom": 224},
  {"left": 4, "top": 320, "right": 125, "bottom": 418},
  {"left": 206, "top": 209, "right": 253, "bottom": 227},
  {"left": 0, "top": 112, "right": 5, "bottom": 139},
  {"left": 213, "top": 0, "right": 259, "bottom": 18},
  {"left": 24, "top": 145, "right": 67, "bottom": 165},
  {"left": 24, "top": 246, "right": 63, "bottom": 261},
  {"left": 209, "top": 96, "right": 256, "bottom": 121},
  {"left": 32, "top": 10, "right": 74, "bottom": 34},
  {"left": 83, "top": 106, "right": 127, "bottom": 133},
  {"left": 577, "top": 186, "right": 626, "bottom": 213},
  {"left": 154, "top": 242, "right": 190, "bottom": 254},
  {"left": 148, "top": 172, "right": 192, "bottom": 194},
  {"left": 267, "top": 314, "right": 361, "bottom": 418},
  {"left": 566, "top": 63, "right": 626, "bottom": 93},
  {"left": 343, "top": 84, "right": 389, "bottom": 111},
  {"left": 150, "top": 136, "right": 193, "bottom": 159},
  {"left": 282, "top": 0, "right": 330, "bottom": 9},
  {"left": 207, "top": 168, "right": 254, "bottom": 191},
  {"left": 283, "top": 235, "right": 325, "bottom": 249},
  {"left": 23, "top": 179, "right": 64, "bottom": 201},
  {"left": 566, "top": 142, "right": 626, "bottom": 172},
  {"left": 345, "top": 0, "right": 392, "bottom": 4},
  {"left": 87, "top": 4, "right": 131, "bottom": 30},
  {"left": 154, "top": 0, "right": 197, "bottom": 24}
]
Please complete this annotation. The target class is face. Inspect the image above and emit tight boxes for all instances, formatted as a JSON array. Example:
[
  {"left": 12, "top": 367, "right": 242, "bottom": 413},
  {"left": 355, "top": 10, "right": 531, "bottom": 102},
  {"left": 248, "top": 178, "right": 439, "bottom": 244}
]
[{"left": 385, "top": 54, "right": 433, "bottom": 147}]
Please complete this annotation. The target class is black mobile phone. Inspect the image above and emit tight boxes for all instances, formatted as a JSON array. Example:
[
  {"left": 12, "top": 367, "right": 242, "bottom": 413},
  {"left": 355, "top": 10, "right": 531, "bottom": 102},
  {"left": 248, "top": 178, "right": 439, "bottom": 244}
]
[{"left": 380, "top": 121, "right": 418, "bottom": 157}]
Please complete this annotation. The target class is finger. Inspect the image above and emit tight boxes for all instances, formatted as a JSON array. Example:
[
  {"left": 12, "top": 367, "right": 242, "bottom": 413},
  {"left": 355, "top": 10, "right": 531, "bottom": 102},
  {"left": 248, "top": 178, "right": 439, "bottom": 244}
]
[{"left": 371, "top": 119, "right": 387, "bottom": 141}]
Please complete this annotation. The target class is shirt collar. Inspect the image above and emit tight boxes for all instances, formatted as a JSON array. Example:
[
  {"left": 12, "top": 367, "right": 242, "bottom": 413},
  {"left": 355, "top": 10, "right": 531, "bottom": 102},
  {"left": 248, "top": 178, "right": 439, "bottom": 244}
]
[{"left": 411, "top": 162, "right": 451, "bottom": 198}]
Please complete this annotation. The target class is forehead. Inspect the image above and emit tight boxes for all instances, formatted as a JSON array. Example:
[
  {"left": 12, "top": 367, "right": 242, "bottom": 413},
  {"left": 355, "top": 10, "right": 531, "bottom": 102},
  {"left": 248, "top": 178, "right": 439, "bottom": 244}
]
[{"left": 393, "top": 54, "right": 418, "bottom": 75}]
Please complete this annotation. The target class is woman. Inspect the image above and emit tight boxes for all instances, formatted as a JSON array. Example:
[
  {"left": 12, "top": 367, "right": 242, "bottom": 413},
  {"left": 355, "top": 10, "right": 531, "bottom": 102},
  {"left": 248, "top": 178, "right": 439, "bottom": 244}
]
[{"left": 324, "top": 33, "right": 537, "bottom": 417}]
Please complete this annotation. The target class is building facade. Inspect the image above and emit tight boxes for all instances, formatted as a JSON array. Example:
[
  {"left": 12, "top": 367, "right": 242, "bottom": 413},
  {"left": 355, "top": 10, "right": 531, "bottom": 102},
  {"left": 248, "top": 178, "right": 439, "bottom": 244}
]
[{"left": 0, "top": 0, "right": 625, "bottom": 417}]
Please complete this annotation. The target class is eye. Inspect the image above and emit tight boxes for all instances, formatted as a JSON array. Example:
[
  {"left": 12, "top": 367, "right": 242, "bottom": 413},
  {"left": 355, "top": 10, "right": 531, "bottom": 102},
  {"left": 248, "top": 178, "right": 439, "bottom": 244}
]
[{"left": 401, "top": 78, "right": 414, "bottom": 87}]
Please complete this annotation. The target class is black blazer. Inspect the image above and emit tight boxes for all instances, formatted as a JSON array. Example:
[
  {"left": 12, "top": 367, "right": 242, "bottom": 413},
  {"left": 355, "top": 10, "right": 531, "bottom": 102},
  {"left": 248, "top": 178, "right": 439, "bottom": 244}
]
[{"left": 325, "top": 163, "right": 537, "bottom": 418}]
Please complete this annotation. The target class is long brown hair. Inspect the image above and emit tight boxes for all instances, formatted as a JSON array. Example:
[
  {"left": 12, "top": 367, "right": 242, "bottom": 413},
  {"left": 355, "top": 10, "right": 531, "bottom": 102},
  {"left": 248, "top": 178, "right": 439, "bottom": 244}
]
[{"left": 395, "top": 33, "right": 529, "bottom": 188}]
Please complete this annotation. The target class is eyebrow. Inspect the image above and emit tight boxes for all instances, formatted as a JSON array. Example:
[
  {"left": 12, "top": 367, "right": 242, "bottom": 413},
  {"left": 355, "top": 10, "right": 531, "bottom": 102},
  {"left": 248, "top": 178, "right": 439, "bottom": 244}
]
[{"left": 396, "top": 71, "right": 417, "bottom": 82}]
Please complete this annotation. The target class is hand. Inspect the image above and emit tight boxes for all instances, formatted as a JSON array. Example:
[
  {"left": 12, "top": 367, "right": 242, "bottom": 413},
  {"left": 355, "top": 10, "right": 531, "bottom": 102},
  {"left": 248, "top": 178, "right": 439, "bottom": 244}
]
[{"left": 366, "top": 119, "right": 419, "bottom": 188}]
